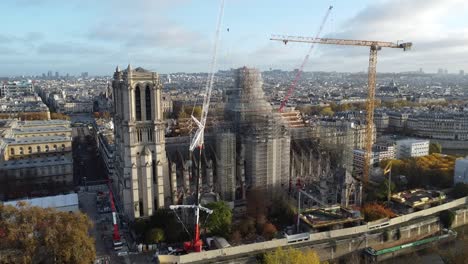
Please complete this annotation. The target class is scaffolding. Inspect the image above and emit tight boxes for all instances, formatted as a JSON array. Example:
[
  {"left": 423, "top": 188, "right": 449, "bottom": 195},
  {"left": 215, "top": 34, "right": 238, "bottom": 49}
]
[{"left": 224, "top": 67, "right": 291, "bottom": 191}]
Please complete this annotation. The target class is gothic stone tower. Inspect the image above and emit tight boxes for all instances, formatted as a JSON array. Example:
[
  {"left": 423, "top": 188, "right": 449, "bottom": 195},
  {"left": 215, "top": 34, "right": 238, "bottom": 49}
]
[{"left": 112, "top": 65, "right": 169, "bottom": 220}]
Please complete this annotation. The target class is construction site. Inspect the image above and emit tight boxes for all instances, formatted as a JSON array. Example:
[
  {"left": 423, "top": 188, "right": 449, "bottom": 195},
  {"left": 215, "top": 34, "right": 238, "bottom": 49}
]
[{"left": 109, "top": 2, "right": 419, "bottom": 258}]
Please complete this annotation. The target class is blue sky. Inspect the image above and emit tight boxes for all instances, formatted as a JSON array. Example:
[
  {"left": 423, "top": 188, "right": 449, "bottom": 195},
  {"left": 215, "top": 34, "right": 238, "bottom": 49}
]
[{"left": 1, "top": 0, "right": 467, "bottom": 76}]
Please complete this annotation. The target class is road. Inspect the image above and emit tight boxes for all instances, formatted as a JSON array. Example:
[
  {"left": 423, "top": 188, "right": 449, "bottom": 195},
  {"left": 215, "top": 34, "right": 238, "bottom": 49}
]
[
  {"left": 80, "top": 190, "right": 137, "bottom": 264},
  {"left": 72, "top": 116, "right": 106, "bottom": 186}
]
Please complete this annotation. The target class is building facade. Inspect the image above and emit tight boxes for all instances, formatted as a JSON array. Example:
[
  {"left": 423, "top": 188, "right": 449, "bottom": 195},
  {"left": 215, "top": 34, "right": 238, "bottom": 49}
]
[
  {"left": 0, "top": 120, "right": 73, "bottom": 200},
  {"left": 1, "top": 81, "right": 33, "bottom": 98},
  {"left": 112, "top": 65, "right": 169, "bottom": 220},
  {"left": 395, "top": 139, "right": 429, "bottom": 159},
  {"left": 454, "top": 158, "right": 468, "bottom": 185},
  {"left": 407, "top": 113, "right": 468, "bottom": 141}
]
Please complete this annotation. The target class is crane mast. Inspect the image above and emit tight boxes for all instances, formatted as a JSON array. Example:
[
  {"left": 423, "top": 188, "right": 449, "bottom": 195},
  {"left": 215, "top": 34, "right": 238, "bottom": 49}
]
[
  {"left": 271, "top": 35, "right": 412, "bottom": 190},
  {"left": 172, "top": 0, "right": 225, "bottom": 253}
]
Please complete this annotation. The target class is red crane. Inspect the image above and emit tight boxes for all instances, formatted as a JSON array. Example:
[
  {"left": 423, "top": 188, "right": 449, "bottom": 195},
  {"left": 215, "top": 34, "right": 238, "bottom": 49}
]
[
  {"left": 108, "top": 182, "right": 122, "bottom": 249},
  {"left": 278, "top": 5, "right": 333, "bottom": 112}
]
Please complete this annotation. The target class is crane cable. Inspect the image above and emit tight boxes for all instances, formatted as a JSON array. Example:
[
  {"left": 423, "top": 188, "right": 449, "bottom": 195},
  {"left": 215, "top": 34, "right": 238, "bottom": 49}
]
[{"left": 279, "top": 5, "right": 333, "bottom": 112}]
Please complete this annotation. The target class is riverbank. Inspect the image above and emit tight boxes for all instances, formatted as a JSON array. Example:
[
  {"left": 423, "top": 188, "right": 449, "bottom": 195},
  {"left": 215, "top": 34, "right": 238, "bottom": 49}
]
[{"left": 380, "top": 225, "right": 468, "bottom": 264}]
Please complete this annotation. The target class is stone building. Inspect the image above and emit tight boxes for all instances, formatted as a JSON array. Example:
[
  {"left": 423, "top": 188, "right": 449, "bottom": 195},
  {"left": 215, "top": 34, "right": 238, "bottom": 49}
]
[
  {"left": 112, "top": 65, "right": 170, "bottom": 220},
  {"left": 0, "top": 119, "right": 73, "bottom": 200}
]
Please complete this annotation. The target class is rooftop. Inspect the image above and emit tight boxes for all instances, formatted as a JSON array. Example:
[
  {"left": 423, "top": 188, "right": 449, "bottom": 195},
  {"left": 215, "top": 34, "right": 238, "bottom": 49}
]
[
  {"left": 5, "top": 135, "right": 71, "bottom": 145},
  {"left": 0, "top": 156, "right": 73, "bottom": 169},
  {"left": 3, "top": 193, "right": 78, "bottom": 210}
]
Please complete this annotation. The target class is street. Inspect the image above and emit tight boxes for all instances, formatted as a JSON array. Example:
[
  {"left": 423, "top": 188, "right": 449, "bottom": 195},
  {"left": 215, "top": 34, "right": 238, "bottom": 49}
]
[{"left": 71, "top": 114, "right": 106, "bottom": 186}]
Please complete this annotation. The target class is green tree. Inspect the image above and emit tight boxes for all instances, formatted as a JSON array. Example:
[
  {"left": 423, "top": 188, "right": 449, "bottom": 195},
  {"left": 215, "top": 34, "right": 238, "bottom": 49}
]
[
  {"left": 148, "top": 209, "right": 186, "bottom": 243},
  {"left": 429, "top": 142, "right": 442, "bottom": 154},
  {"left": 263, "top": 247, "right": 321, "bottom": 264},
  {"left": 146, "top": 228, "right": 165, "bottom": 244},
  {"left": 205, "top": 201, "right": 232, "bottom": 238},
  {"left": 439, "top": 210, "right": 455, "bottom": 228},
  {"left": 375, "top": 179, "right": 396, "bottom": 201}
]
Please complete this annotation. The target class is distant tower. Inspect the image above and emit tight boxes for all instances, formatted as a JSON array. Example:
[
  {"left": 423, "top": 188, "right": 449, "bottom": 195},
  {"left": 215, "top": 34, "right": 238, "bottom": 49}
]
[{"left": 112, "top": 65, "right": 169, "bottom": 219}]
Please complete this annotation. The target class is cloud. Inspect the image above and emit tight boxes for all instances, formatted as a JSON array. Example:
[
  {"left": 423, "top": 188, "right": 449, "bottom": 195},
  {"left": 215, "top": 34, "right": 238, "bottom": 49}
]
[
  {"left": 37, "top": 42, "right": 112, "bottom": 55},
  {"left": 0, "top": 46, "right": 21, "bottom": 55},
  {"left": 280, "top": 0, "right": 468, "bottom": 72},
  {"left": 0, "top": 35, "right": 13, "bottom": 43}
]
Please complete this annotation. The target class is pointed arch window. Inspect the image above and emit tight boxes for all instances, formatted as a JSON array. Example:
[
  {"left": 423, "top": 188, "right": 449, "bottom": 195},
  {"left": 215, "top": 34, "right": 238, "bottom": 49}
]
[
  {"left": 145, "top": 85, "right": 152, "bottom": 120},
  {"left": 135, "top": 85, "right": 142, "bottom": 121}
]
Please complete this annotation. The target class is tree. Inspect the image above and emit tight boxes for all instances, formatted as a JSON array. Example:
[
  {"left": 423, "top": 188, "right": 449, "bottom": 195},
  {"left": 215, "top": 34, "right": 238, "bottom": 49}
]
[
  {"left": 452, "top": 183, "right": 468, "bottom": 198},
  {"left": 178, "top": 107, "right": 189, "bottom": 119},
  {"left": 102, "top": 112, "right": 111, "bottom": 119},
  {"left": 50, "top": 112, "right": 70, "bottom": 120},
  {"left": 263, "top": 247, "right": 321, "bottom": 264},
  {"left": 256, "top": 214, "right": 267, "bottom": 233},
  {"left": 269, "top": 195, "right": 295, "bottom": 227},
  {"left": 238, "top": 217, "right": 256, "bottom": 237},
  {"left": 262, "top": 223, "right": 278, "bottom": 240},
  {"left": 0, "top": 203, "right": 95, "bottom": 263},
  {"left": 230, "top": 230, "right": 242, "bottom": 245},
  {"left": 439, "top": 210, "right": 455, "bottom": 228},
  {"left": 205, "top": 201, "right": 232, "bottom": 238},
  {"left": 429, "top": 142, "right": 442, "bottom": 154},
  {"left": 148, "top": 209, "right": 186, "bottom": 243},
  {"left": 375, "top": 179, "right": 396, "bottom": 201},
  {"left": 361, "top": 203, "right": 396, "bottom": 222},
  {"left": 319, "top": 106, "right": 334, "bottom": 117},
  {"left": 146, "top": 228, "right": 165, "bottom": 244}
]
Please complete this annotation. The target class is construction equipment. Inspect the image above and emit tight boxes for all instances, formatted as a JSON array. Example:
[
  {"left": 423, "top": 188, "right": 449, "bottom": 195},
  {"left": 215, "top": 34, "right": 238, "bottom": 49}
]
[
  {"left": 171, "top": 0, "right": 225, "bottom": 253},
  {"left": 271, "top": 35, "right": 412, "bottom": 186},
  {"left": 383, "top": 161, "right": 392, "bottom": 203},
  {"left": 278, "top": 5, "right": 333, "bottom": 112}
]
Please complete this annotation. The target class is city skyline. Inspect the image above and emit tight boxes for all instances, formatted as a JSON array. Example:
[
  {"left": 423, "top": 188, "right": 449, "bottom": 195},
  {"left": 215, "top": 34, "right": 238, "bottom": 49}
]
[{"left": 1, "top": 0, "right": 468, "bottom": 76}]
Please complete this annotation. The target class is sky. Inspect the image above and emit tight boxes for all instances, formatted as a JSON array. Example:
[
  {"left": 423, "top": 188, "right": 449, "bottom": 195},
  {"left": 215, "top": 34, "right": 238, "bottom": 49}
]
[{"left": 1, "top": 0, "right": 468, "bottom": 76}]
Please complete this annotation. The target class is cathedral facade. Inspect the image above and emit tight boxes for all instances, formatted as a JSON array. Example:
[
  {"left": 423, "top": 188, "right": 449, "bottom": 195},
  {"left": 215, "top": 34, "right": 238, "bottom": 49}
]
[{"left": 112, "top": 65, "right": 169, "bottom": 219}]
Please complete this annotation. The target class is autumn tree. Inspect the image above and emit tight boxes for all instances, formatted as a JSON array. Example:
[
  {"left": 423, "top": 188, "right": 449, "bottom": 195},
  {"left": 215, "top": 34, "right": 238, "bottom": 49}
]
[
  {"left": 237, "top": 217, "right": 256, "bottom": 238},
  {"left": 263, "top": 247, "right": 321, "bottom": 264},
  {"left": 361, "top": 203, "right": 396, "bottom": 222},
  {"left": 146, "top": 228, "right": 165, "bottom": 244},
  {"left": 50, "top": 112, "right": 70, "bottom": 120},
  {"left": 204, "top": 201, "right": 232, "bottom": 238},
  {"left": 319, "top": 106, "right": 334, "bottom": 117},
  {"left": 230, "top": 230, "right": 242, "bottom": 245},
  {"left": 102, "top": 112, "right": 111, "bottom": 119},
  {"left": 429, "top": 142, "right": 442, "bottom": 154},
  {"left": 0, "top": 203, "right": 95, "bottom": 264},
  {"left": 262, "top": 223, "right": 278, "bottom": 240}
]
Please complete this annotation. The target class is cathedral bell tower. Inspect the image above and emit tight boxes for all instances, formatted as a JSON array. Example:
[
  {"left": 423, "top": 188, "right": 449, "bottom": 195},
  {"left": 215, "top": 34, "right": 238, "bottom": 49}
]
[{"left": 112, "top": 65, "right": 169, "bottom": 219}]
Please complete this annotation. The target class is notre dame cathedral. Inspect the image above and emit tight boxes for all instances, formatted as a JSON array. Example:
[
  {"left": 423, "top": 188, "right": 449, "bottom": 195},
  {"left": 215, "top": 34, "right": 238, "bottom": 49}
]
[{"left": 112, "top": 65, "right": 170, "bottom": 220}]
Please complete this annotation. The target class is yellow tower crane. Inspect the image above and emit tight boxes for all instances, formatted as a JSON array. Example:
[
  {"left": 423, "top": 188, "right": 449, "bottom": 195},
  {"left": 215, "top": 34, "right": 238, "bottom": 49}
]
[{"left": 270, "top": 35, "right": 412, "bottom": 187}]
